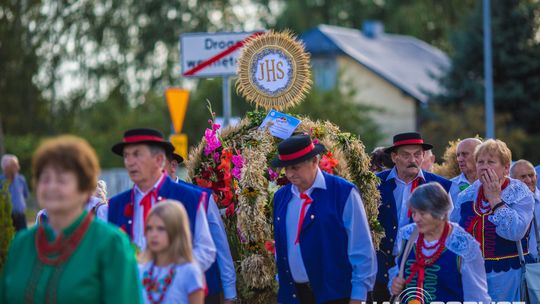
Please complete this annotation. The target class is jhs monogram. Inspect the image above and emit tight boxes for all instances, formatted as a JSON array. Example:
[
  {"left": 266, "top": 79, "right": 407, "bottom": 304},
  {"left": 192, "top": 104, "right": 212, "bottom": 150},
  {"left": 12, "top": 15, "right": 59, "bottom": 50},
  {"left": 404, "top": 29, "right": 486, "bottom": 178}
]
[{"left": 257, "top": 59, "right": 285, "bottom": 82}]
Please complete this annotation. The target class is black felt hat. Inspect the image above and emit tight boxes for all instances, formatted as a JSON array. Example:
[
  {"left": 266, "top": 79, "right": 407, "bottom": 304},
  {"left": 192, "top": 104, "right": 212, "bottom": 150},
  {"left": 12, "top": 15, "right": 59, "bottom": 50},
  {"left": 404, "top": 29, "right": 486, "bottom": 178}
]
[
  {"left": 111, "top": 128, "right": 175, "bottom": 156},
  {"left": 384, "top": 132, "right": 433, "bottom": 154},
  {"left": 271, "top": 134, "right": 326, "bottom": 167}
]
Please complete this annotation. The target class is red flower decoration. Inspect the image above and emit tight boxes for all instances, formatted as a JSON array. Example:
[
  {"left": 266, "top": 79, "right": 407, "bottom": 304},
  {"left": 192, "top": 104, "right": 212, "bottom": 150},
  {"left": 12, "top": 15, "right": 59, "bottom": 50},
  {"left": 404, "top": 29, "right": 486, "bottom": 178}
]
[
  {"left": 120, "top": 224, "right": 127, "bottom": 233},
  {"left": 319, "top": 152, "right": 339, "bottom": 174},
  {"left": 123, "top": 203, "right": 134, "bottom": 218},
  {"left": 225, "top": 203, "right": 235, "bottom": 217},
  {"left": 264, "top": 240, "right": 275, "bottom": 254}
]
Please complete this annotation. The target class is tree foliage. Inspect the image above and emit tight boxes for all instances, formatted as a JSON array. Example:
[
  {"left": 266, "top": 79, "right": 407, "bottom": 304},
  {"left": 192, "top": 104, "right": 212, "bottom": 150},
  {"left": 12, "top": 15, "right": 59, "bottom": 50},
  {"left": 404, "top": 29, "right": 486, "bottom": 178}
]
[
  {"left": 259, "top": 0, "right": 476, "bottom": 52},
  {"left": 432, "top": 0, "right": 540, "bottom": 162},
  {"left": 0, "top": 181, "right": 14, "bottom": 270}
]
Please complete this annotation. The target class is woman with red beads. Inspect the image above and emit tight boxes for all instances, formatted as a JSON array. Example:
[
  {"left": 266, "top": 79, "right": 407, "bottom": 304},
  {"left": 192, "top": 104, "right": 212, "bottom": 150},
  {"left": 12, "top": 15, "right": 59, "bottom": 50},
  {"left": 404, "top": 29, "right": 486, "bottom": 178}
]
[
  {"left": 389, "top": 183, "right": 491, "bottom": 303},
  {"left": 139, "top": 200, "right": 204, "bottom": 304},
  {"left": 450, "top": 139, "right": 535, "bottom": 301},
  {"left": 0, "top": 135, "right": 141, "bottom": 303}
]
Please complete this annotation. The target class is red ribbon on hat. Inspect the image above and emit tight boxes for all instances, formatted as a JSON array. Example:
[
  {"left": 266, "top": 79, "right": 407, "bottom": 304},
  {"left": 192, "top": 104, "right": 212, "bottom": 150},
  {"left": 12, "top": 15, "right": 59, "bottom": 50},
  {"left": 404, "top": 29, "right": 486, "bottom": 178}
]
[
  {"left": 393, "top": 139, "right": 424, "bottom": 146},
  {"left": 279, "top": 143, "right": 315, "bottom": 161},
  {"left": 123, "top": 135, "right": 164, "bottom": 143}
]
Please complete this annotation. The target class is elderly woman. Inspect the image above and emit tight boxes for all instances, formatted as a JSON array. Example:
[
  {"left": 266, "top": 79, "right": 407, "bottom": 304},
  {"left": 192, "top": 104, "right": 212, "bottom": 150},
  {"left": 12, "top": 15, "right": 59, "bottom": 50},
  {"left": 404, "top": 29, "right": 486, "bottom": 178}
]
[
  {"left": 0, "top": 135, "right": 142, "bottom": 303},
  {"left": 450, "top": 139, "right": 535, "bottom": 301},
  {"left": 389, "top": 182, "right": 491, "bottom": 303}
]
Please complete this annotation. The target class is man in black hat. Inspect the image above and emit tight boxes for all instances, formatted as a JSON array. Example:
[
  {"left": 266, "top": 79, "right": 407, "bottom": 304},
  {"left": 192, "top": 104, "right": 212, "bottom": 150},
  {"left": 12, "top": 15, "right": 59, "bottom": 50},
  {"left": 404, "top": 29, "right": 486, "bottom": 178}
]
[
  {"left": 165, "top": 151, "right": 237, "bottom": 303},
  {"left": 108, "top": 128, "right": 216, "bottom": 272},
  {"left": 371, "top": 132, "right": 453, "bottom": 301},
  {"left": 272, "top": 134, "right": 376, "bottom": 304}
]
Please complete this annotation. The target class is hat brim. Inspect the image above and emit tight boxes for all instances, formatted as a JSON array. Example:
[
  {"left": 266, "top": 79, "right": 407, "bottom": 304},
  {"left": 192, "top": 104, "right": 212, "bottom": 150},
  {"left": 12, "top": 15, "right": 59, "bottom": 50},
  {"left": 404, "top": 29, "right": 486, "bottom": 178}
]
[
  {"left": 172, "top": 153, "right": 184, "bottom": 164},
  {"left": 112, "top": 141, "right": 175, "bottom": 156},
  {"left": 271, "top": 144, "right": 326, "bottom": 168},
  {"left": 384, "top": 143, "right": 433, "bottom": 154}
]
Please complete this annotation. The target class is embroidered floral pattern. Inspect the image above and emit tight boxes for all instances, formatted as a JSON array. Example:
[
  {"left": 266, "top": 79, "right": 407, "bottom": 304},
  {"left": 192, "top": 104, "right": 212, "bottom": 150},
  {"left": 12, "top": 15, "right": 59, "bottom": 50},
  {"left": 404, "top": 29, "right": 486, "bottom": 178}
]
[
  {"left": 489, "top": 207, "right": 514, "bottom": 231},
  {"left": 445, "top": 224, "right": 481, "bottom": 261}
]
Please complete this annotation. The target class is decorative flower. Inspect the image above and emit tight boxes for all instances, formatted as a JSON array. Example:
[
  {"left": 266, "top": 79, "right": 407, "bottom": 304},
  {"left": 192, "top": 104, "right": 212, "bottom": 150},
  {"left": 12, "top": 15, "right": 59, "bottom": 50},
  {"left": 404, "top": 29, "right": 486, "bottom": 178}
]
[
  {"left": 264, "top": 240, "right": 275, "bottom": 254},
  {"left": 203, "top": 120, "right": 222, "bottom": 156},
  {"left": 231, "top": 153, "right": 244, "bottom": 179},
  {"left": 267, "top": 168, "right": 279, "bottom": 181},
  {"left": 123, "top": 203, "right": 133, "bottom": 218},
  {"left": 120, "top": 224, "right": 127, "bottom": 233},
  {"left": 319, "top": 151, "right": 339, "bottom": 174},
  {"left": 226, "top": 203, "right": 235, "bottom": 217}
]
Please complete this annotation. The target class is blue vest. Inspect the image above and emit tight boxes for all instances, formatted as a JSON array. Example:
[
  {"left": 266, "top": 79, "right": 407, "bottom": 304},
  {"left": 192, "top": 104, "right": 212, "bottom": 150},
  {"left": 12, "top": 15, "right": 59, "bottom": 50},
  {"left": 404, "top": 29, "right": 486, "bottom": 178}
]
[
  {"left": 274, "top": 172, "right": 354, "bottom": 304},
  {"left": 458, "top": 200, "right": 532, "bottom": 271},
  {"left": 108, "top": 176, "right": 200, "bottom": 241},
  {"left": 176, "top": 179, "right": 223, "bottom": 296},
  {"left": 398, "top": 246, "right": 463, "bottom": 302},
  {"left": 375, "top": 170, "right": 452, "bottom": 286}
]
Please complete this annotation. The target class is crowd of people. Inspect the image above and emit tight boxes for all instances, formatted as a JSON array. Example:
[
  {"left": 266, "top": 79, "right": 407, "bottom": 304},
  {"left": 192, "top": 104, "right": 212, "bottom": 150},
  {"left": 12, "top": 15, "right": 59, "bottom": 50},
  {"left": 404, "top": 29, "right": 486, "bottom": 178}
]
[{"left": 0, "top": 127, "right": 539, "bottom": 304}]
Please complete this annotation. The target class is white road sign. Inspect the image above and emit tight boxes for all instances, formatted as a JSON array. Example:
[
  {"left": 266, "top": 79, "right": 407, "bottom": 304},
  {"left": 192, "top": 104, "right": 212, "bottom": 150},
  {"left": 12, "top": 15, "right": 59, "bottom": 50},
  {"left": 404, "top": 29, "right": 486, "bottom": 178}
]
[{"left": 180, "top": 31, "right": 262, "bottom": 78}]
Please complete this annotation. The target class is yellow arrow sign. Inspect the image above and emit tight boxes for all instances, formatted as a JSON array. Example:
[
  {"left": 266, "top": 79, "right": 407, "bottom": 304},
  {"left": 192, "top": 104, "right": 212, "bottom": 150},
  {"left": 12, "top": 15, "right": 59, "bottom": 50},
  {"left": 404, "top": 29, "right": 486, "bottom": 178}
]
[
  {"left": 170, "top": 134, "right": 188, "bottom": 160},
  {"left": 165, "top": 88, "right": 190, "bottom": 134}
]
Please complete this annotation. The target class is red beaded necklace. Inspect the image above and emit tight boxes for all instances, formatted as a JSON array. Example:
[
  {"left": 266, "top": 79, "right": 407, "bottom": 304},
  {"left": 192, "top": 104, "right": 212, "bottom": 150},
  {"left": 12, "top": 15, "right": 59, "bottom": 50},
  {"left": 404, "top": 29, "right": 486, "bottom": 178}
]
[
  {"left": 143, "top": 263, "right": 177, "bottom": 304},
  {"left": 35, "top": 212, "right": 94, "bottom": 266},
  {"left": 403, "top": 222, "right": 451, "bottom": 300}
]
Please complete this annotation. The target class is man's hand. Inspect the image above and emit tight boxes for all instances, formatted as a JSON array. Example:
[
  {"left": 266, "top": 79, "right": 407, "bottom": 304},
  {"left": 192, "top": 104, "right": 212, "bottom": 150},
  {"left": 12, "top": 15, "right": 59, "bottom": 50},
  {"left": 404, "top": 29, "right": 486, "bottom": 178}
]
[{"left": 391, "top": 276, "right": 405, "bottom": 296}]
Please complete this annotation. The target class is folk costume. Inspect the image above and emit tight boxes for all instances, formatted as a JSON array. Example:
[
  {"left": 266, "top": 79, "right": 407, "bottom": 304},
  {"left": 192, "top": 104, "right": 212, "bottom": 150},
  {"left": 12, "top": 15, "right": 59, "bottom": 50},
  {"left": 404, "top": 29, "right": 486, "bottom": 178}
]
[
  {"left": 373, "top": 132, "right": 453, "bottom": 300},
  {"left": 107, "top": 128, "right": 216, "bottom": 271},
  {"left": 139, "top": 261, "right": 204, "bottom": 304},
  {"left": 0, "top": 211, "right": 142, "bottom": 303},
  {"left": 450, "top": 178, "right": 535, "bottom": 301},
  {"left": 272, "top": 135, "right": 377, "bottom": 304},
  {"left": 173, "top": 161, "right": 237, "bottom": 301},
  {"left": 388, "top": 223, "right": 491, "bottom": 303}
]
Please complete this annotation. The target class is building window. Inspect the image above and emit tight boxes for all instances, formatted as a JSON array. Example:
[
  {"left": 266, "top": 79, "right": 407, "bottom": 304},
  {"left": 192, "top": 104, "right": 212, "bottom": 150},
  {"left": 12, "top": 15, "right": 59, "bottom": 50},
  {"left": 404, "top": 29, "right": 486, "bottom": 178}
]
[{"left": 311, "top": 56, "right": 337, "bottom": 91}]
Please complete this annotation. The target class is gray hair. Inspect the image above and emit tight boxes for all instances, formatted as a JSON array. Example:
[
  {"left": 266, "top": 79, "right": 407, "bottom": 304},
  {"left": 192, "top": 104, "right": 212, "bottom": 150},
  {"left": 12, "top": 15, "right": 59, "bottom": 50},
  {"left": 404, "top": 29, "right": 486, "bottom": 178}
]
[
  {"left": 510, "top": 159, "right": 535, "bottom": 178},
  {"left": 148, "top": 145, "right": 166, "bottom": 169},
  {"left": 408, "top": 182, "right": 452, "bottom": 220},
  {"left": 1, "top": 154, "right": 18, "bottom": 170}
]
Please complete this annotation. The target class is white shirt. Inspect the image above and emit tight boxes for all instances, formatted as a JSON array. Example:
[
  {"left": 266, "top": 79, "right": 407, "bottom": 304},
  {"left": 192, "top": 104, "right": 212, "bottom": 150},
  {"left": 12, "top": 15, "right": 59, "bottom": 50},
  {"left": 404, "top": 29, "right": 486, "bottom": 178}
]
[{"left": 139, "top": 262, "right": 203, "bottom": 304}]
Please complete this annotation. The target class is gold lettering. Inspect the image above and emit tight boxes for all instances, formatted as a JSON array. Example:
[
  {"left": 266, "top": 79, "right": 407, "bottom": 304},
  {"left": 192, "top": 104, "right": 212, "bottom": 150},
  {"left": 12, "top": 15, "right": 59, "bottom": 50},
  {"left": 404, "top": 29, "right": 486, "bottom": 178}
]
[
  {"left": 265, "top": 59, "right": 276, "bottom": 82},
  {"left": 276, "top": 61, "right": 285, "bottom": 79},
  {"left": 258, "top": 62, "right": 265, "bottom": 81}
]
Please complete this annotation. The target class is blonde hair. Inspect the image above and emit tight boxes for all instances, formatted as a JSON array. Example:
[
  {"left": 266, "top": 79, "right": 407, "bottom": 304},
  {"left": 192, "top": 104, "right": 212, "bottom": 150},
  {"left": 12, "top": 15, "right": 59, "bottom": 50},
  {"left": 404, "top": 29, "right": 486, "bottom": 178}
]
[
  {"left": 140, "top": 200, "right": 193, "bottom": 264},
  {"left": 474, "top": 139, "right": 512, "bottom": 167}
]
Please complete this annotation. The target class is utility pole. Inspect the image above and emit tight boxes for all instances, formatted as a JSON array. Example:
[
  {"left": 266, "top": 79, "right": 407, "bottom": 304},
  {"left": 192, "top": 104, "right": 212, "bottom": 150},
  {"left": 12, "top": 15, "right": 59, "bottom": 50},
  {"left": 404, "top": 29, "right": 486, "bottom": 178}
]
[{"left": 484, "top": 0, "right": 495, "bottom": 138}]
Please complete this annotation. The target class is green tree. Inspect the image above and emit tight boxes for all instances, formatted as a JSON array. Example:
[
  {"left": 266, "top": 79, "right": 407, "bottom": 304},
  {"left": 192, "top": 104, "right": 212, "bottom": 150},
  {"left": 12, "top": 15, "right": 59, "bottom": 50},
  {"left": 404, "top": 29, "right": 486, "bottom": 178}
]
[
  {"left": 258, "top": 0, "right": 475, "bottom": 52},
  {"left": 0, "top": 182, "right": 15, "bottom": 270},
  {"left": 434, "top": 0, "right": 540, "bottom": 162}
]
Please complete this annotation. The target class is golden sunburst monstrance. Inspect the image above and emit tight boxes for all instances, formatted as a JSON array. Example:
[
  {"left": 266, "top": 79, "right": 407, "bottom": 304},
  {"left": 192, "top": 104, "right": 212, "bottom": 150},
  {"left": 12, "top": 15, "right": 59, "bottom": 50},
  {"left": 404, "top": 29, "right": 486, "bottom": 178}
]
[{"left": 236, "top": 30, "right": 312, "bottom": 111}]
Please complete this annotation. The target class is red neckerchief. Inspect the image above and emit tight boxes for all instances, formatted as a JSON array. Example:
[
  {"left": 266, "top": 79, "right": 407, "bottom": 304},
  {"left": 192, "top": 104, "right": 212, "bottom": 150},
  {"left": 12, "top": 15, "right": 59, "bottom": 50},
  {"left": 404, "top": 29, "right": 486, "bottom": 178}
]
[
  {"left": 403, "top": 222, "right": 450, "bottom": 301},
  {"left": 126, "top": 175, "right": 167, "bottom": 236},
  {"left": 407, "top": 176, "right": 424, "bottom": 218},
  {"left": 295, "top": 192, "right": 313, "bottom": 244},
  {"left": 466, "top": 178, "right": 510, "bottom": 245}
]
